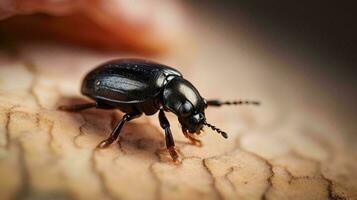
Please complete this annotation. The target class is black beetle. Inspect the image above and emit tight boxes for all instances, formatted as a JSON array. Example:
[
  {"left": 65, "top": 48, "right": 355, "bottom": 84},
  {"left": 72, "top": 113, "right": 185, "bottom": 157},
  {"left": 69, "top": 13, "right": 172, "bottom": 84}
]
[{"left": 59, "top": 58, "right": 259, "bottom": 162}]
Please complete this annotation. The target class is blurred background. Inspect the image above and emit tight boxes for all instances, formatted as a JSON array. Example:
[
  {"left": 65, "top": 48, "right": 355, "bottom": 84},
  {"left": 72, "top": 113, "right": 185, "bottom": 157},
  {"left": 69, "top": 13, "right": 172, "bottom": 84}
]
[
  {"left": 188, "top": 0, "right": 357, "bottom": 135},
  {"left": 0, "top": 0, "right": 356, "bottom": 199}
]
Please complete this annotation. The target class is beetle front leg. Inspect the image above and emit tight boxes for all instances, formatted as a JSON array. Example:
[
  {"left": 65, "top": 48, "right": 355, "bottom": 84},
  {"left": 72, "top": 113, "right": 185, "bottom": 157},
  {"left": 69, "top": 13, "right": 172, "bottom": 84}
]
[
  {"left": 158, "top": 109, "right": 179, "bottom": 163},
  {"left": 97, "top": 111, "right": 141, "bottom": 148},
  {"left": 182, "top": 128, "right": 202, "bottom": 147}
]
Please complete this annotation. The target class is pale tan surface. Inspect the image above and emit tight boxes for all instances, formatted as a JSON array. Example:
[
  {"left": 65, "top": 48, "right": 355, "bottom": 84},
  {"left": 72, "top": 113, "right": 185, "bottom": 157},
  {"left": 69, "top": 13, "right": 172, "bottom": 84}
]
[{"left": 0, "top": 10, "right": 357, "bottom": 200}]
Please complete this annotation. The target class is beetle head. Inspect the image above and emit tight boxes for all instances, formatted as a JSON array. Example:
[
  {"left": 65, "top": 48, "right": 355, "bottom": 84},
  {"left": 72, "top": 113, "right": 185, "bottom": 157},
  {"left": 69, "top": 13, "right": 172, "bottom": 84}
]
[
  {"left": 178, "top": 101, "right": 228, "bottom": 138},
  {"left": 177, "top": 100, "right": 205, "bottom": 134},
  {"left": 162, "top": 77, "right": 227, "bottom": 138}
]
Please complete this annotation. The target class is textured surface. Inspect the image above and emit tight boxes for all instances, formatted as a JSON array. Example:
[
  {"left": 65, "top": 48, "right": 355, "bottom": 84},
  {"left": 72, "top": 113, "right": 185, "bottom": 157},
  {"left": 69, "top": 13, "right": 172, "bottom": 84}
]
[{"left": 0, "top": 12, "right": 357, "bottom": 200}]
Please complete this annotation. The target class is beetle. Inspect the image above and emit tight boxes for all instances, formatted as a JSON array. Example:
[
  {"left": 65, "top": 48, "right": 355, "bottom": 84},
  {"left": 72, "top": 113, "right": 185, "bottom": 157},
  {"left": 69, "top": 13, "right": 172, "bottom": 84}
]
[{"left": 59, "top": 58, "right": 259, "bottom": 162}]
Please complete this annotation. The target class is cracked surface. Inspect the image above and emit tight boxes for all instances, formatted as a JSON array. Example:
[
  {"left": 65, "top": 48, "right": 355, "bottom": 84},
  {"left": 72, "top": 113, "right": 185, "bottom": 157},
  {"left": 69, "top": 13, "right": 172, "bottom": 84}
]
[{"left": 0, "top": 12, "right": 357, "bottom": 200}]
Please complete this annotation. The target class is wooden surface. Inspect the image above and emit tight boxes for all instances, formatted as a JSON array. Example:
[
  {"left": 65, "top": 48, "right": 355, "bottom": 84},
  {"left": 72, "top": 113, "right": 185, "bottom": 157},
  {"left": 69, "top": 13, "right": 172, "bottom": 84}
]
[{"left": 0, "top": 10, "right": 357, "bottom": 200}]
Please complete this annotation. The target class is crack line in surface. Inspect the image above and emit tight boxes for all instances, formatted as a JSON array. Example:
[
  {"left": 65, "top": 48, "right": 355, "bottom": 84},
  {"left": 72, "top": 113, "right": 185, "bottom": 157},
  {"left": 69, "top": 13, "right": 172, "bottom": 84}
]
[
  {"left": 224, "top": 167, "right": 238, "bottom": 192},
  {"left": 235, "top": 149, "right": 274, "bottom": 200},
  {"left": 261, "top": 160, "right": 274, "bottom": 200},
  {"left": 202, "top": 158, "right": 224, "bottom": 200},
  {"left": 321, "top": 174, "right": 347, "bottom": 200},
  {"left": 73, "top": 113, "right": 88, "bottom": 148},
  {"left": 71, "top": 111, "right": 118, "bottom": 199},
  {"left": 282, "top": 166, "right": 294, "bottom": 184},
  {"left": 291, "top": 150, "right": 348, "bottom": 200},
  {"left": 274, "top": 150, "right": 348, "bottom": 200},
  {"left": 90, "top": 149, "right": 118, "bottom": 200},
  {"left": 35, "top": 112, "right": 40, "bottom": 128},
  {"left": 279, "top": 166, "right": 318, "bottom": 184},
  {"left": 35, "top": 112, "right": 57, "bottom": 156},
  {"left": 279, "top": 166, "right": 346, "bottom": 199},
  {"left": 4, "top": 110, "right": 60, "bottom": 199},
  {"left": 3, "top": 110, "right": 11, "bottom": 149},
  {"left": 3, "top": 106, "right": 16, "bottom": 149}
]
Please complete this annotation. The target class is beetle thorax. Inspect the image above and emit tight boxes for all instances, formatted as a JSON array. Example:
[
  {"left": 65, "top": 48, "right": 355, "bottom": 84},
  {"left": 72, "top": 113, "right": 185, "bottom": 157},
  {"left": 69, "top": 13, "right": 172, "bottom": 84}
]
[{"left": 162, "top": 77, "right": 206, "bottom": 133}]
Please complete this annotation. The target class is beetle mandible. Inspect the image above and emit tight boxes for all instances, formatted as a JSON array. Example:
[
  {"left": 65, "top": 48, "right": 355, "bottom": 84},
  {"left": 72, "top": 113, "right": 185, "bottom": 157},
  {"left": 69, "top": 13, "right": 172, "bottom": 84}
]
[{"left": 59, "top": 58, "right": 259, "bottom": 162}]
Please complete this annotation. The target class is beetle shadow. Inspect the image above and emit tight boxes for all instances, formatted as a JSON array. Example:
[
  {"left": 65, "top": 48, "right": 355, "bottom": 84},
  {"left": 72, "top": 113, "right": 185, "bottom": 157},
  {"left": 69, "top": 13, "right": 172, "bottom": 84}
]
[
  {"left": 57, "top": 96, "right": 166, "bottom": 159},
  {"left": 56, "top": 96, "right": 93, "bottom": 107}
]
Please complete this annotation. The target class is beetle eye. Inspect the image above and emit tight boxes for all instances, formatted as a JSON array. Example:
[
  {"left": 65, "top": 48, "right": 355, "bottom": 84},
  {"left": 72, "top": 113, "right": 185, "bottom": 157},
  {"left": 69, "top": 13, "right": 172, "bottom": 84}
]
[
  {"left": 189, "top": 116, "right": 198, "bottom": 124},
  {"left": 189, "top": 113, "right": 203, "bottom": 124},
  {"left": 179, "top": 102, "right": 192, "bottom": 116}
]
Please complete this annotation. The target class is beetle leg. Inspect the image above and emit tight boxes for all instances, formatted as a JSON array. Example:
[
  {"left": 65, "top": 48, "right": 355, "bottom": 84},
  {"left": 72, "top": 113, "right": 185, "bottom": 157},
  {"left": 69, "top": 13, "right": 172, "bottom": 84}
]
[
  {"left": 58, "top": 102, "right": 97, "bottom": 112},
  {"left": 158, "top": 109, "right": 179, "bottom": 163},
  {"left": 182, "top": 128, "right": 202, "bottom": 147},
  {"left": 97, "top": 111, "right": 141, "bottom": 148},
  {"left": 206, "top": 99, "right": 260, "bottom": 107},
  {"left": 59, "top": 101, "right": 115, "bottom": 112}
]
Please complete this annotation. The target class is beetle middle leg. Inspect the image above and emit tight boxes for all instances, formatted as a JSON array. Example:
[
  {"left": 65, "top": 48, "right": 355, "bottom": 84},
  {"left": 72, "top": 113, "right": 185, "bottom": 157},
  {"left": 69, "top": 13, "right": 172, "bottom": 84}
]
[
  {"left": 59, "top": 101, "right": 113, "bottom": 112},
  {"left": 97, "top": 110, "right": 141, "bottom": 148},
  {"left": 158, "top": 109, "right": 179, "bottom": 163}
]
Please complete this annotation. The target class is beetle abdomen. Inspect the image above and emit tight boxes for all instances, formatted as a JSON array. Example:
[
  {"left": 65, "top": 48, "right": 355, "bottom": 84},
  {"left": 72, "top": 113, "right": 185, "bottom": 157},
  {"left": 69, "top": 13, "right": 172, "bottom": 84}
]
[{"left": 81, "top": 59, "right": 182, "bottom": 105}]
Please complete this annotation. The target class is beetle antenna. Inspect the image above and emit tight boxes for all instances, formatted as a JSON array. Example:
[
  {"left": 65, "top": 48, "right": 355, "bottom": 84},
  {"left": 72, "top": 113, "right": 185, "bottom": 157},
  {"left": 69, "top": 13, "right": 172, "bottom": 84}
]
[
  {"left": 207, "top": 100, "right": 260, "bottom": 107},
  {"left": 203, "top": 121, "right": 228, "bottom": 139}
]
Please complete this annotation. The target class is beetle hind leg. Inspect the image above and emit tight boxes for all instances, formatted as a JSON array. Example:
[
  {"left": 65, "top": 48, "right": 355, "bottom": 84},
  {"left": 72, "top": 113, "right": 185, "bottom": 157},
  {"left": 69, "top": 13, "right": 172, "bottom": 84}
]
[
  {"left": 58, "top": 102, "right": 97, "bottom": 112},
  {"left": 97, "top": 111, "right": 141, "bottom": 149},
  {"left": 59, "top": 101, "right": 115, "bottom": 112}
]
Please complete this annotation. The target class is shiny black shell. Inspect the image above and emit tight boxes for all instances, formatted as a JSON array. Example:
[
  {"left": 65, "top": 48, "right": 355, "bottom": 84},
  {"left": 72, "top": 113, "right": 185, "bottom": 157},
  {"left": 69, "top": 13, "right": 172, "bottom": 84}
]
[{"left": 81, "top": 59, "right": 182, "bottom": 115}]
